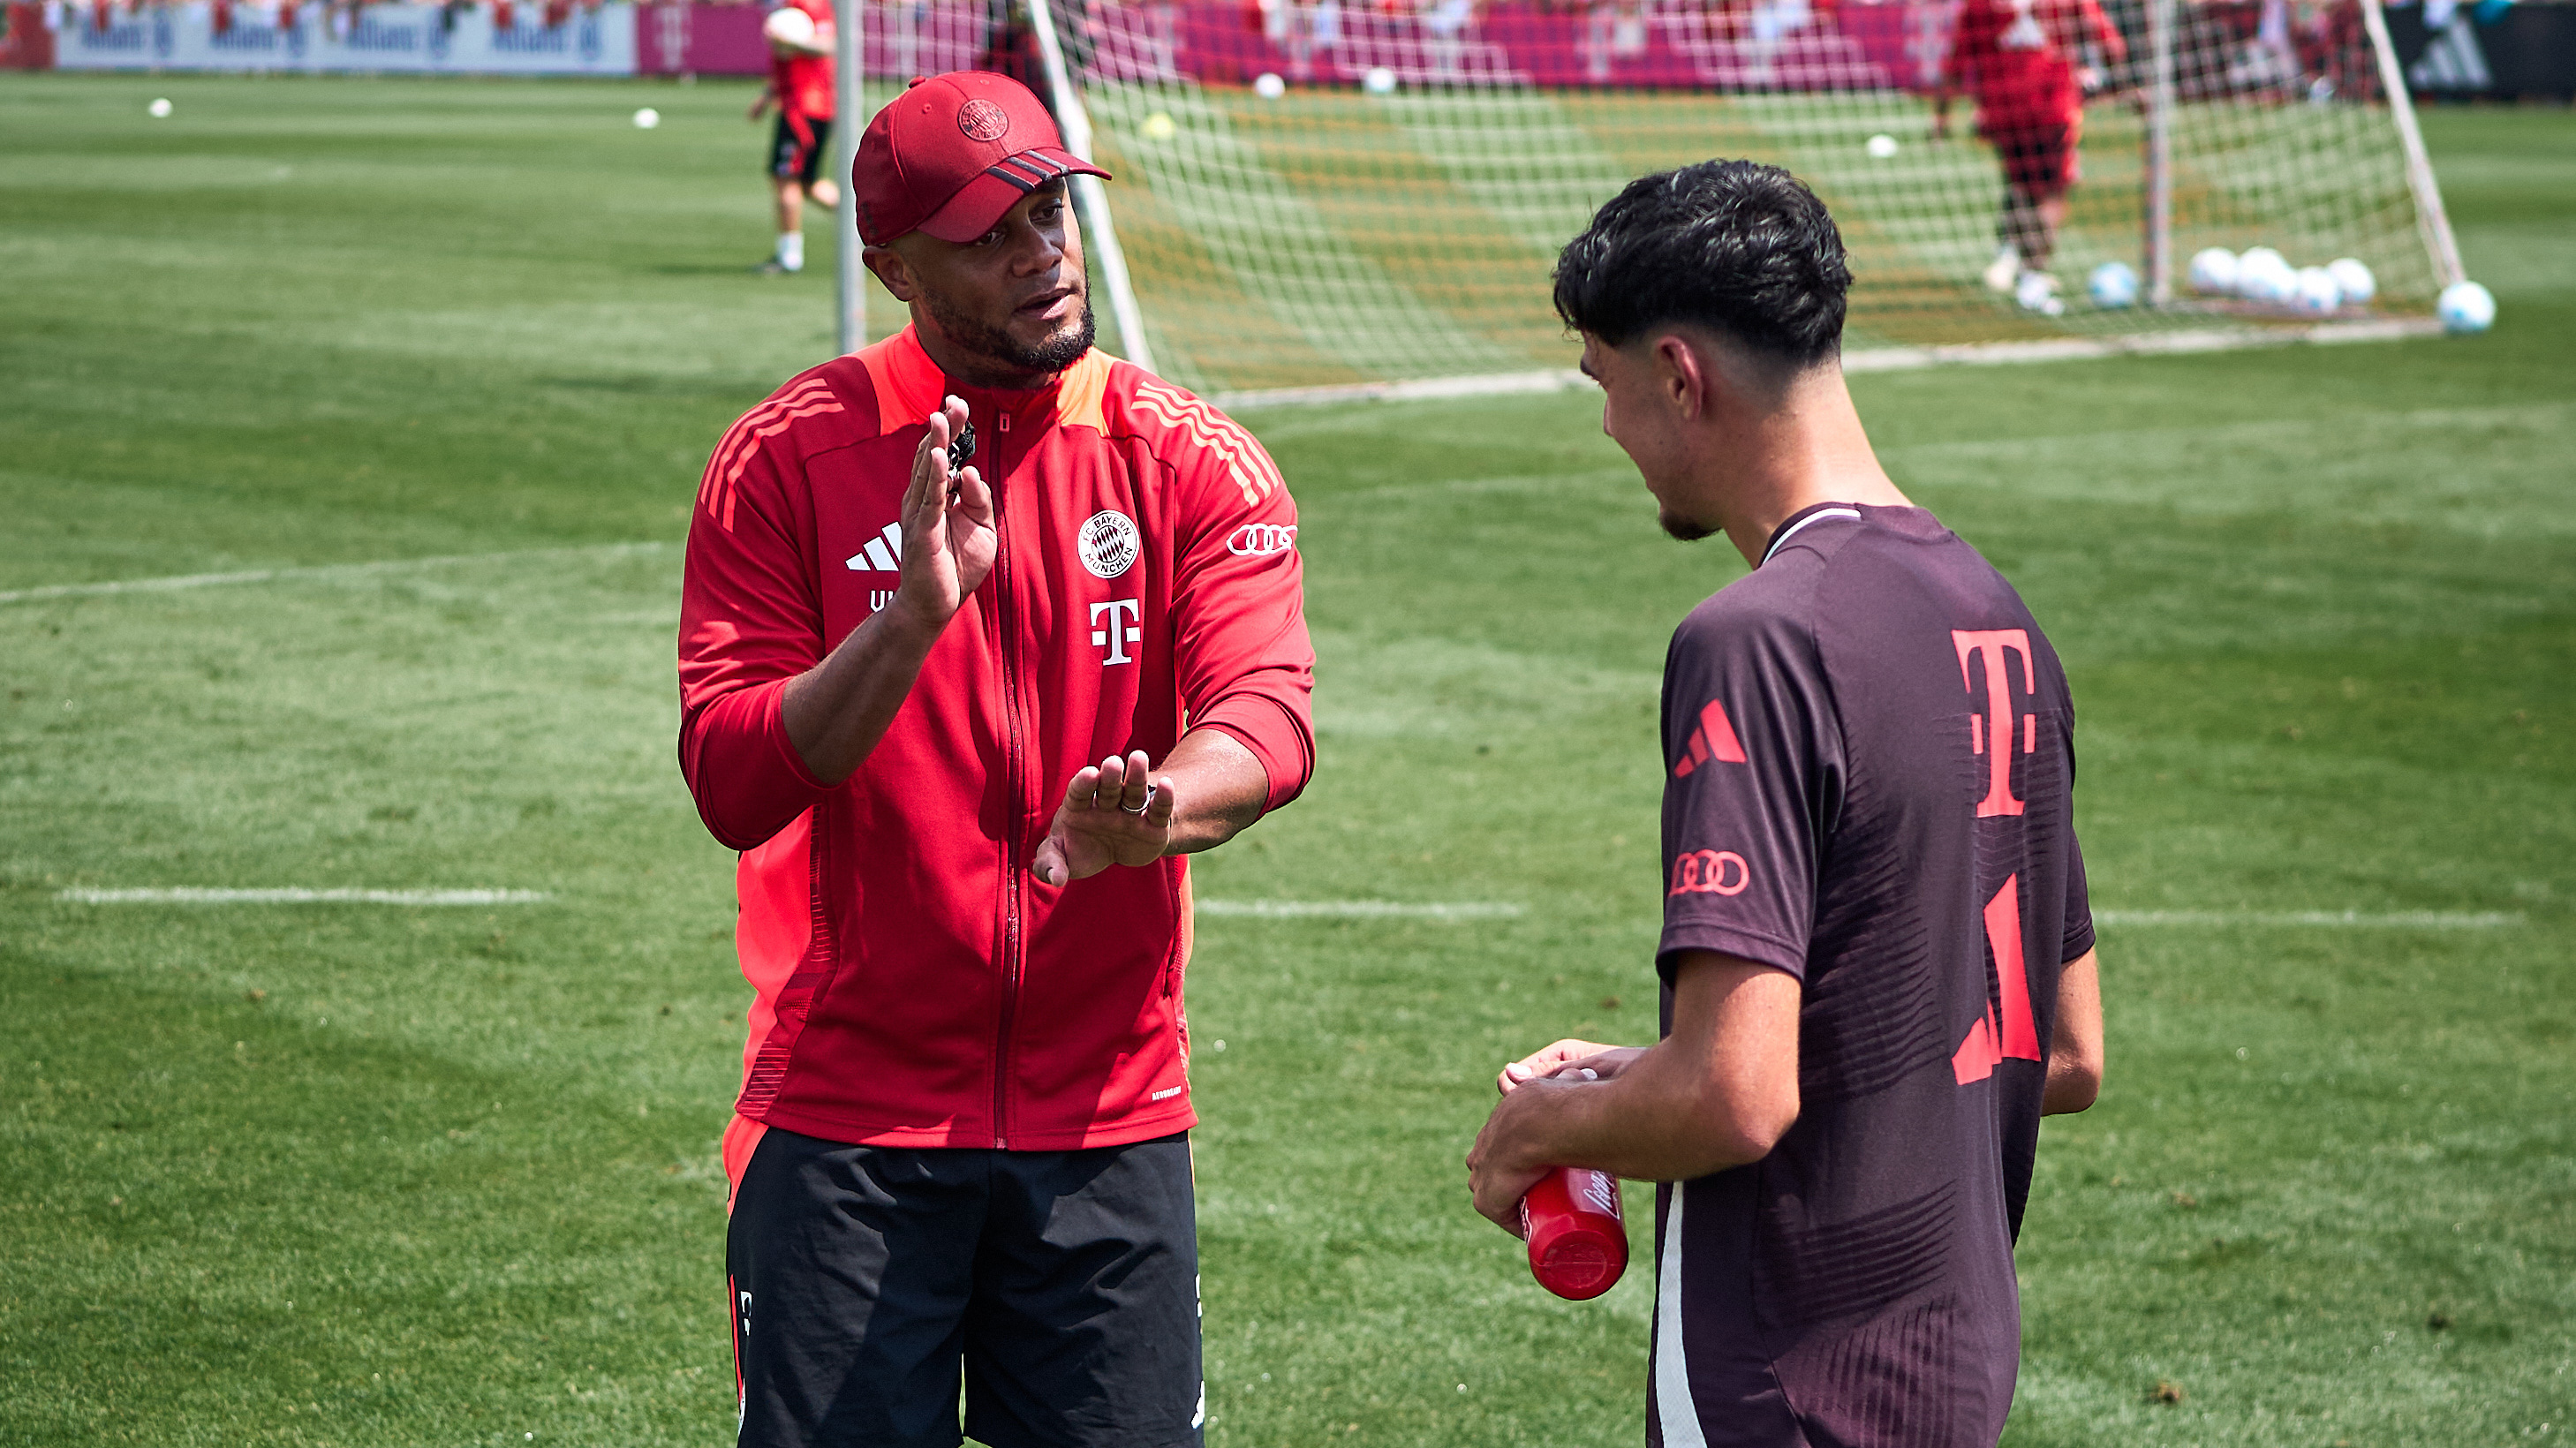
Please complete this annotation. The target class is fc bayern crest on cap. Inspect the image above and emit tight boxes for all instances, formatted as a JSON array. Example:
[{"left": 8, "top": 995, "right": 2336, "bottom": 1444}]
[
  {"left": 1078, "top": 511, "right": 1141, "bottom": 579},
  {"left": 956, "top": 98, "right": 1012, "bottom": 143}
]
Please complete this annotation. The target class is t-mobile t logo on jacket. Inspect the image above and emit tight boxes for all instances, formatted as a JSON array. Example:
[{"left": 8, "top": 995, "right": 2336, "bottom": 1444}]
[{"left": 1091, "top": 600, "right": 1142, "bottom": 665}]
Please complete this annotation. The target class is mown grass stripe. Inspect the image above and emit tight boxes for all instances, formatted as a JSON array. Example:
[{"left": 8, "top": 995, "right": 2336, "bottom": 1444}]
[
  {"left": 0, "top": 541, "right": 670, "bottom": 606},
  {"left": 1196, "top": 899, "right": 1524, "bottom": 919},
  {"left": 2094, "top": 909, "right": 2523, "bottom": 929},
  {"left": 56, "top": 887, "right": 555, "bottom": 906}
]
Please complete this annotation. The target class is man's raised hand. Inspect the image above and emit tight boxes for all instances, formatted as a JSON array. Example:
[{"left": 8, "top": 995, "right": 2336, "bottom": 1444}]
[
  {"left": 890, "top": 396, "right": 998, "bottom": 634},
  {"left": 1033, "top": 750, "right": 1175, "bottom": 887}
]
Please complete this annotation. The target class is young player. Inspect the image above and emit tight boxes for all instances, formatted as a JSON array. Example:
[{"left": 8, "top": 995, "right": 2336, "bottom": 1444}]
[
  {"left": 748, "top": 0, "right": 838, "bottom": 275},
  {"left": 1467, "top": 161, "right": 2104, "bottom": 1446},
  {"left": 680, "top": 72, "right": 1313, "bottom": 1448},
  {"left": 1934, "top": 0, "right": 2127, "bottom": 314}
]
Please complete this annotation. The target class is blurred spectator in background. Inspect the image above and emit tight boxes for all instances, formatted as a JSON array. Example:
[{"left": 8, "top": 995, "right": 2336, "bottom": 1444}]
[
  {"left": 749, "top": 0, "right": 836, "bottom": 275},
  {"left": 1934, "top": 0, "right": 2126, "bottom": 315}
]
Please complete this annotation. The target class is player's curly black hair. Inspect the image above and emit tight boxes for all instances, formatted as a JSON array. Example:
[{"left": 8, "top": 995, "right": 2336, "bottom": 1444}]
[{"left": 1552, "top": 160, "right": 1850, "bottom": 370}]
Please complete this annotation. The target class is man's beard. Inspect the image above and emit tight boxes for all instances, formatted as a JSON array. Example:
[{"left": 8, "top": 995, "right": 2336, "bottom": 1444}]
[
  {"left": 1659, "top": 508, "right": 1718, "bottom": 543},
  {"left": 920, "top": 285, "right": 1096, "bottom": 380}
]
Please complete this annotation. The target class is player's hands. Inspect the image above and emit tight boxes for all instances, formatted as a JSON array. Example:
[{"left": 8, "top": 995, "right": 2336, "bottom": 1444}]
[
  {"left": 1467, "top": 1090, "right": 1560, "bottom": 1235},
  {"left": 888, "top": 396, "right": 998, "bottom": 639},
  {"left": 1498, "top": 1039, "right": 1645, "bottom": 1096},
  {"left": 1032, "top": 750, "right": 1176, "bottom": 887},
  {"left": 747, "top": 92, "right": 772, "bottom": 121}
]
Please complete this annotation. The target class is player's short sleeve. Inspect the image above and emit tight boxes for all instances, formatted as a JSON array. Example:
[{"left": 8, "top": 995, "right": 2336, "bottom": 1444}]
[
  {"left": 1657, "top": 592, "right": 1842, "bottom": 984},
  {"left": 2059, "top": 839, "right": 2095, "bottom": 962}
]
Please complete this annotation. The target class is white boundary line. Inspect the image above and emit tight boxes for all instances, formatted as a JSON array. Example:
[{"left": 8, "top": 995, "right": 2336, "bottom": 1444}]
[
  {"left": 1212, "top": 318, "right": 2446, "bottom": 411},
  {"left": 57, "top": 887, "right": 553, "bottom": 906},
  {"left": 1196, "top": 900, "right": 1524, "bottom": 920},
  {"left": 2095, "top": 909, "right": 2522, "bottom": 929},
  {"left": 0, "top": 541, "right": 672, "bottom": 607}
]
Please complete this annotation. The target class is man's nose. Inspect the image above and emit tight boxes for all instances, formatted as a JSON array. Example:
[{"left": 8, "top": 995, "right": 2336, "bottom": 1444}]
[{"left": 1003, "top": 223, "right": 1057, "bottom": 271}]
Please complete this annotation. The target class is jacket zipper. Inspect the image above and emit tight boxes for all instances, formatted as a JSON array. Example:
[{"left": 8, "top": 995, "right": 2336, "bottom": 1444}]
[{"left": 990, "top": 398, "right": 1025, "bottom": 1150}]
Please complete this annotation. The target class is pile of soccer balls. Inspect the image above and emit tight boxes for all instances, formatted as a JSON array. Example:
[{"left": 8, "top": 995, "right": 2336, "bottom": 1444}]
[
  {"left": 2187, "top": 246, "right": 2376, "bottom": 317},
  {"left": 2183, "top": 246, "right": 2497, "bottom": 333}
]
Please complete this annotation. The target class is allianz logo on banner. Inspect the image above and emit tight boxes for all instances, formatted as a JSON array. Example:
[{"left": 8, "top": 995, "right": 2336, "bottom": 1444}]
[{"left": 55, "top": 0, "right": 635, "bottom": 72}]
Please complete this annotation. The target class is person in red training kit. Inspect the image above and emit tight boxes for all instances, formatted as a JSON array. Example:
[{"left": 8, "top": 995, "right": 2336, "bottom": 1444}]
[
  {"left": 747, "top": 0, "right": 837, "bottom": 274},
  {"left": 1933, "top": 0, "right": 2126, "bottom": 314},
  {"left": 679, "top": 71, "right": 1313, "bottom": 1448}
]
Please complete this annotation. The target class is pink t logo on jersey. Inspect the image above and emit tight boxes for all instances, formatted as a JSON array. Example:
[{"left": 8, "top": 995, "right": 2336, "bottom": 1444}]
[{"left": 1953, "top": 629, "right": 2036, "bottom": 818}]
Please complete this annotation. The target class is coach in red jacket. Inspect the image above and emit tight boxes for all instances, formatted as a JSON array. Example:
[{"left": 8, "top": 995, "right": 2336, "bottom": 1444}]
[{"left": 677, "top": 71, "right": 1313, "bottom": 1448}]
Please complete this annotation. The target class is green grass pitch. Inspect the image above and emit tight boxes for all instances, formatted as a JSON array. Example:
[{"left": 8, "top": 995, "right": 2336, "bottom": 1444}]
[{"left": 3, "top": 72, "right": 2571, "bottom": 1446}]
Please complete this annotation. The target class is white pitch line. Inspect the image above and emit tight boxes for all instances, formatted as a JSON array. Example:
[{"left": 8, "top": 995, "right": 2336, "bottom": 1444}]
[
  {"left": 1195, "top": 900, "right": 1523, "bottom": 920},
  {"left": 57, "top": 887, "right": 553, "bottom": 906},
  {"left": 2095, "top": 909, "right": 2523, "bottom": 929},
  {"left": 0, "top": 541, "right": 671, "bottom": 607}
]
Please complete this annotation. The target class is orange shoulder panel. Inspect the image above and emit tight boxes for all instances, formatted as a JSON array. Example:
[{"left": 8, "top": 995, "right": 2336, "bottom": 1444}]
[
  {"left": 1054, "top": 348, "right": 1116, "bottom": 435},
  {"left": 856, "top": 325, "right": 947, "bottom": 436}
]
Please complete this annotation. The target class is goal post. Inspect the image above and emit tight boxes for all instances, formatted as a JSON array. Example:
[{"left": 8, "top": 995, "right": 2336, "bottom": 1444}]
[{"left": 906, "top": 0, "right": 2462, "bottom": 398}]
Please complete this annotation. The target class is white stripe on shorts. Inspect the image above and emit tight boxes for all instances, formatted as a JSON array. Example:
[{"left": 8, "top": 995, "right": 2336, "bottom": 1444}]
[{"left": 1655, "top": 1180, "right": 1709, "bottom": 1447}]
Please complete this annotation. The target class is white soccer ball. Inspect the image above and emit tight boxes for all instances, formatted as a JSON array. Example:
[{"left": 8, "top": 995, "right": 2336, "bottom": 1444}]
[
  {"left": 2088, "top": 260, "right": 2139, "bottom": 309},
  {"left": 2437, "top": 280, "right": 2496, "bottom": 334},
  {"left": 762, "top": 4, "right": 818, "bottom": 54},
  {"left": 1141, "top": 110, "right": 1176, "bottom": 140},
  {"left": 2235, "top": 246, "right": 2294, "bottom": 304},
  {"left": 1865, "top": 132, "right": 1899, "bottom": 159},
  {"left": 2326, "top": 257, "right": 2376, "bottom": 306},
  {"left": 2186, "top": 246, "right": 2237, "bottom": 297},
  {"left": 631, "top": 107, "right": 661, "bottom": 130},
  {"left": 1363, "top": 65, "right": 1397, "bottom": 94},
  {"left": 2291, "top": 266, "right": 2342, "bottom": 315},
  {"left": 1253, "top": 72, "right": 1287, "bottom": 99},
  {"left": 147, "top": 97, "right": 173, "bottom": 118}
]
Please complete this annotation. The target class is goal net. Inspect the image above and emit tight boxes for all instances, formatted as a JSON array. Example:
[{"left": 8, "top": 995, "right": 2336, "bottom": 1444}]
[{"left": 854, "top": 0, "right": 2461, "bottom": 397}]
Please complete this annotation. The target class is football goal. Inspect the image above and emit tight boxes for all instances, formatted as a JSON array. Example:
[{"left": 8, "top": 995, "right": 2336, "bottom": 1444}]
[{"left": 850, "top": 0, "right": 2466, "bottom": 401}]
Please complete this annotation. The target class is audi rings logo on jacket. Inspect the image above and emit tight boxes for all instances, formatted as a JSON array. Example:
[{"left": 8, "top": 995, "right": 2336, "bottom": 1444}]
[{"left": 1227, "top": 524, "right": 1298, "bottom": 558}]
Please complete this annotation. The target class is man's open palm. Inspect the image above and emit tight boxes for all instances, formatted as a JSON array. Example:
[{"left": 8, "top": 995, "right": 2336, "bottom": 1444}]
[{"left": 1034, "top": 751, "right": 1175, "bottom": 887}]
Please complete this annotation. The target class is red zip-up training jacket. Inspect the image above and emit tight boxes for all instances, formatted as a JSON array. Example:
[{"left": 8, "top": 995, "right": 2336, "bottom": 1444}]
[{"left": 679, "top": 328, "right": 1313, "bottom": 1182}]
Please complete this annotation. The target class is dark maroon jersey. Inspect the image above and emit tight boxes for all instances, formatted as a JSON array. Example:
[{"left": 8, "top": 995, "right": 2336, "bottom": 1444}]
[{"left": 1648, "top": 502, "right": 2090, "bottom": 1448}]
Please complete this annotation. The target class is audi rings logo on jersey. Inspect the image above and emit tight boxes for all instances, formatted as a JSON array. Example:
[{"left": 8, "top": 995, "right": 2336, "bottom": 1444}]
[
  {"left": 1669, "top": 849, "right": 1751, "bottom": 898},
  {"left": 1227, "top": 524, "right": 1298, "bottom": 558},
  {"left": 956, "top": 98, "right": 1011, "bottom": 143},
  {"left": 1078, "top": 510, "right": 1142, "bottom": 579}
]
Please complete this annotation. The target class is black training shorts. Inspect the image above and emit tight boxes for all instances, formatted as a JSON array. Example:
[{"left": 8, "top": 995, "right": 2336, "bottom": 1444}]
[
  {"left": 728, "top": 1127, "right": 1204, "bottom": 1448},
  {"left": 768, "top": 113, "right": 831, "bottom": 187},
  {"left": 1990, "top": 119, "right": 2079, "bottom": 196}
]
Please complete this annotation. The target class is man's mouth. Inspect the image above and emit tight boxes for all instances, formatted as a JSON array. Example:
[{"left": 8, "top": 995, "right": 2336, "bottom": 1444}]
[{"left": 1016, "top": 287, "right": 1077, "bottom": 322}]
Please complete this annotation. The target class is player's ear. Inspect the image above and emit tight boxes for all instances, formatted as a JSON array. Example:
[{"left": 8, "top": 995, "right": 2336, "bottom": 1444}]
[
  {"left": 1650, "top": 332, "right": 1707, "bottom": 421},
  {"left": 863, "top": 244, "right": 917, "bottom": 303}
]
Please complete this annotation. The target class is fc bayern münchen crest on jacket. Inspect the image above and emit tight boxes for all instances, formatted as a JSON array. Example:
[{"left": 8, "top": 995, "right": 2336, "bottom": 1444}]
[{"left": 1078, "top": 511, "right": 1141, "bottom": 579}]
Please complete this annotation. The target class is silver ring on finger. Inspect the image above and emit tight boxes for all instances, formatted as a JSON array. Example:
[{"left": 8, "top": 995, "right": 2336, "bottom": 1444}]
[{"left": 1121, "top": 784, "right": 1158, "bottom": 817}]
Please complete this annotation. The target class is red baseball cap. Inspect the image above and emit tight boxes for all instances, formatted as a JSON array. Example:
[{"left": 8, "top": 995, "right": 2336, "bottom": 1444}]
[{"left": 854, "top": 72, "right": 1111, "bottom": 246}]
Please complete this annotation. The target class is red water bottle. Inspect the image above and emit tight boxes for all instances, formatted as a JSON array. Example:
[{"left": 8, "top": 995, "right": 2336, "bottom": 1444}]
[{"left": 1519, "top": 1166, "right": 1628, "bottom": 1300}]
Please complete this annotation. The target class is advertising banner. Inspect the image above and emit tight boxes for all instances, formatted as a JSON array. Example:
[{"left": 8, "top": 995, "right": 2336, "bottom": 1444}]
[{"left": 52, "top": 0, "right": 637, "bottom": 73}]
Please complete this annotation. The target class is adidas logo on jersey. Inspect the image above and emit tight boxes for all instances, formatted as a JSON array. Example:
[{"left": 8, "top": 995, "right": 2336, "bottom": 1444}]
[
  {"left": 1673, "top": 698, "right": 1748, "bottom": 778},
  {"left": 845, "top": 523, "right": 903, "bottom": 573}
]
